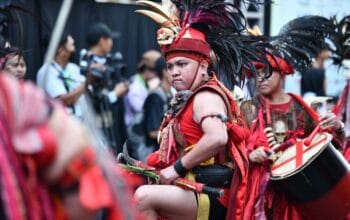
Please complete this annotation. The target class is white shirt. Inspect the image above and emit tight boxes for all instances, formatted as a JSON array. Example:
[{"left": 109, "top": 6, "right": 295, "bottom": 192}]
[{"left": 36, "top": 61, "right": 86, "bottom": 118}]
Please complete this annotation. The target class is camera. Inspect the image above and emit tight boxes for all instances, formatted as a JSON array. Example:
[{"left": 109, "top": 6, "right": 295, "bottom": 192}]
[{"left": 79, "top": 49, "right": 128, "bottom": 93}]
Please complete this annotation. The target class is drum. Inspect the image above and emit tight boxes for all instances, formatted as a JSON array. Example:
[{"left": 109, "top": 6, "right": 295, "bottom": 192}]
[{"left": 270, "top": 132, "right": 350, "bottom": 220}]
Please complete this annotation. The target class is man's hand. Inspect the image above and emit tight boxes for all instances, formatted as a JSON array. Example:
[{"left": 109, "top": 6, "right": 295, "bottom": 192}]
[
  {"left": 86, "top": 63, "right": 106, "bottom": 85},
  {"left": 159, "top": 165, "right": 179, "bottom": 185},
  {"left": 85, "top": 73, "right": 95, "bottom": 85},
  {"left": 89, "top": 63, "right": 106, "bottom": 73},
  {"left": 249, "top": 146, "right": 269, "bottom": 163},
  {"left": 319, "top": 112, "right": 343, "bottom": 131},
  {"left": 114, "top": 82, "right": 129, "bottom": 97},
  {"left": 147, "top": 77, "right": 160, "bottom": 91}
]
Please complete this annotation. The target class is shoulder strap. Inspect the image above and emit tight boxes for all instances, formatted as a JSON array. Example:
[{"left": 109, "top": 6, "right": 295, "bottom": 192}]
[
  {"left": 174, "top": 82, "right": 237, "bottom": 122},
  {"left": 333, "top": 83, "right": 350, "bottom": 116},
  {"left": 198, "top": 84, "right": 235, "bottom": 121},
  {"left": 50, "top": 63, "right": 75, "bottom": 114},
  {"left": 288, "top": 93, "right": 319, "bottom": 122},
  {"left": 51, "top": 63, "right": 70, "bottom": 92}
]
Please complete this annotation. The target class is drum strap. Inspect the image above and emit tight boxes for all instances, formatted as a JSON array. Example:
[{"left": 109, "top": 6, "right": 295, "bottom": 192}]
[{"left": 288, "top": 93, "right": 319, "bottom": 122}]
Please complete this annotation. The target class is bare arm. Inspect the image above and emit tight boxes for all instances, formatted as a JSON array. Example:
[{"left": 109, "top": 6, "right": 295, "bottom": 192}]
[
  {"left": 159, "top": 91, "right": 228, "bottom": 184},
  {"left": 181, "top": 91, "right": 228, "bottom": 169}
]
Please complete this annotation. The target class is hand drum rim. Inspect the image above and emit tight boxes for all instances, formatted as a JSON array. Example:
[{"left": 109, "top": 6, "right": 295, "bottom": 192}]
[{"left": 270, "top": 132, "right": 333, "bottom": 180}]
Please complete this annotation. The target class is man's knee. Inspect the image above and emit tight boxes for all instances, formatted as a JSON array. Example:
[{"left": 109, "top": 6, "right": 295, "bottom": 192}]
[{"left": 134, "top": 185, "right": 153, "bottom": 209}]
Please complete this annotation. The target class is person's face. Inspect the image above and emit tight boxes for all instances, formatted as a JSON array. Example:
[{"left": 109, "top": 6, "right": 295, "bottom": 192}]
[
  {"left": 162, "top": 68, "right": 171, "bottom": 85},
  {"left": 316, "top": 49, "right": 331, "bottom": 69},
  {"left": 143, "top": 66, "right": 157, "bottom": 81},
  {"left": 166, "top": 56, "right": 207, "bottom": 91},
  {"left": 58, "top": 35, "right": 75, "bottom": 58},
  {"left": 100, "top": 37, "right": 113, "bottom": 54},
  {"left": 256, "top": 69, "right": 283, "bottom": 96},
  {"left": 4, "top": 54, "right": 27, "bottom": 80},
  {"left": 64, "top": 35, "right": 75, "bottom": 53}
]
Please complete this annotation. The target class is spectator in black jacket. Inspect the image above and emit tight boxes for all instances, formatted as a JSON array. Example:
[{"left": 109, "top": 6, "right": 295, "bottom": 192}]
[{"left": 301, "top": 46, "right": 331, "bottom": 97}]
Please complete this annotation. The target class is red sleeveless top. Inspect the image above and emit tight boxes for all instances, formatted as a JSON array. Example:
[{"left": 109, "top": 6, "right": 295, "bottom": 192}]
[{"left": 176, "top": 98, "right": 203, "bottom": 147}]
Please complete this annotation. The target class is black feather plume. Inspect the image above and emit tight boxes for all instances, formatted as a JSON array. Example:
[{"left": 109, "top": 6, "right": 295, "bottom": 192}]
[
  {"left": 207, "top": 32, "right": 274, "bottom": 88},
  {"left": 268, "top": 15, "right": 337, "bottom": 73},
  {"left": 169, "top": 0, "right": 273, "bottom": 89},
  {"left": 333, "top": 15, "right": 350, "bottom": 64}
]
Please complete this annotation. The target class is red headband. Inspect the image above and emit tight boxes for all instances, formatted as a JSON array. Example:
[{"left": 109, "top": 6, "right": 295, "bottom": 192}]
[
  {"left": 162, "top": 28, "right": 211, "bottom": 63},
  {"left": 165, "top": 51, "right": 210, "bottom": 63},
  {"left": 253, "top": 54, "right": 294, "bottom": 75}
]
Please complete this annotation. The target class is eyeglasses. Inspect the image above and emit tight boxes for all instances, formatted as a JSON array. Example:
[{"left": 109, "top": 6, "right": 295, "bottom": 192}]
[{"left": 257, "top": 74, "right": 270, "bottom": 81}]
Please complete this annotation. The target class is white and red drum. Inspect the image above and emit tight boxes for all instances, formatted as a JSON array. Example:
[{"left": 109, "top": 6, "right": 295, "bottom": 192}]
[{"left": 270, "top": 132, "right": 350, "bottom": 220}]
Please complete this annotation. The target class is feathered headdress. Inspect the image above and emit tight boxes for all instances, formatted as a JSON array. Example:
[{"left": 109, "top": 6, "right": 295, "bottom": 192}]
[
  {"left": 267, "top": 15, "right": 337, "bottom": 74},
  {"left": 135, "top": 0, "right": 273, "bottom": 88},
  {"left": 333, "top": 15, "right": 350, "bottom": 65}
]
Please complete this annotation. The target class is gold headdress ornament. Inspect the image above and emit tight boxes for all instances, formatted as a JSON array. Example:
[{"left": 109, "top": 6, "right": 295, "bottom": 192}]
[
  {"left": 135, "top": 0, "right": 180, "bottom": 45},
  {"left": 247, "top": 25, "right": 262, "bottom": 36},
  {"left": 135, "top": 0, "right": 277, "bottom": 89}
]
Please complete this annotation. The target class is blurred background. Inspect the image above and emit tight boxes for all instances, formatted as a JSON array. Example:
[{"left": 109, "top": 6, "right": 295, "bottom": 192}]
[{"left": 4, "top": 0, "right": 350, "bottom": 98}]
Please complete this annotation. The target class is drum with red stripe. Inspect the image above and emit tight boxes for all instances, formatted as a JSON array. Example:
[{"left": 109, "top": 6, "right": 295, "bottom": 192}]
[{"left": 270, "top": 132, "right": 350, "bottom": 220}]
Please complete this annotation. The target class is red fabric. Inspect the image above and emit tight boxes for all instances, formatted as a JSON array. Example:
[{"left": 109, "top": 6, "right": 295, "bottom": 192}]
[
  {"left": 177, "top": 99, "right": 203, "bottom": 146},
  {"left": 57, "top": 148, "right": 95, "bottom": 187},
  {"left": 80, "top": 166, "right": 114, "bottom": 210},
  {"left": 269, "top": 100, "right": 292, "bottom": 112},
  {"left": 162, "top": 27, "right": 211, "bottom": 60},
  {"left": 165, "top": 51, "right": 210, "bottom": 63},
  {"left": 295, "top": 141, "right": 304, "bottom": 167},
  {"left": 33, "top": 123, "right": 57, "bottom": 167},
  {"left": 252, "top": 54, "right": 294, "bottom": 75},
  {"left": 333, "top": 83, "right": 349, "bottom": 116},
  {"left": 147, "top": 76, "right": 249, "bottom": 219},
  {"left": 344, "top": 139, "right": 350, "bottom": 162},
  {"left": 332, "top": 83, "right": 350, "bottom": 159},
  {"left": 0, "top": 74, "right": 141, "bottom": 220},
  {"left": 0, "top": 74, "right": 55, "bottom": 220},
  {"left": 158, "top": 119, "right": 179, "bottom": 166},
  {"left": 288, "top": 93, "right": 319, "bottom": 121},
  {"left": 80, "top": 164, "right": 144, "bottom": 220}
]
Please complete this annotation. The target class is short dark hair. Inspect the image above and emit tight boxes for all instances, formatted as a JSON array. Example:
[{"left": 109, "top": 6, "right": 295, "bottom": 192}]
[
  {"left": 315, "top": 42, "right": 330, "bottom": 57},
  {"left": 42, "top": 32, "right": 70, "bottom": 52},
  {"left": 58, "top": 33, "right": 70, "bottom": 49},
  {"left": 86, "top": 23, "right": 112, "bottom": 47},
  {"left": 0, "top": 46, "right": 23, "bottom": 69},
  {"left": 154, "top": 57, "right": 166, "bottom": 79}
]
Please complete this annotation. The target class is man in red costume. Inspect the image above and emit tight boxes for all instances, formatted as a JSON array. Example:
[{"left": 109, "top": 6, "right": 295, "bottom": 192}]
[
  {"left": 135, "top": 27, "right": 250, "bottom": 220},
  {"left": 241, "top": 54, "right": 346, "bottom": 219},
  {"left": 132, "top": 0, "right": 273, "bottom": 219}
]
